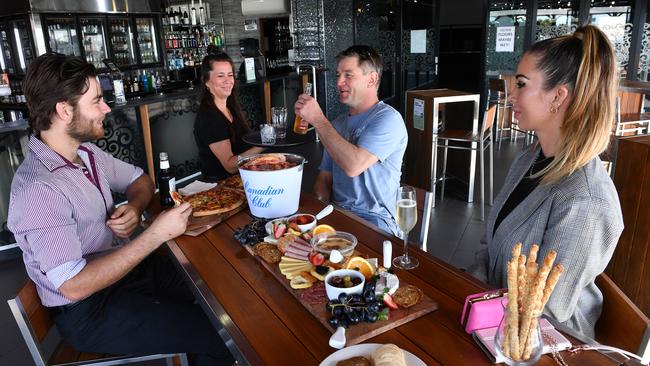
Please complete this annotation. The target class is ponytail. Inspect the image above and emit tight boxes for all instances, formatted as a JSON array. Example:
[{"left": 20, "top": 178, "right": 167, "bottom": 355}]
[{"left": 526, "top": 25, "right": 617, "bottom": 184}]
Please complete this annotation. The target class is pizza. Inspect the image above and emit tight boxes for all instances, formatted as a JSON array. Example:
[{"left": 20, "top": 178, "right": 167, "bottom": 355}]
[
  {"left": 170, "top": 187, "right": 246, "bottom": 217},
  {"left": 219, "top": 174, "right": 243, "bottom": 190}
]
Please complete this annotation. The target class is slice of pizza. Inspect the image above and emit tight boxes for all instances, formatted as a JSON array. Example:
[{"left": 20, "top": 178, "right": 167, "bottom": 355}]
[
  {"left": 220, "top": 175, "right": 244, "bottom": 191},
  {"left": 170, "top": 191, "right": 183, "bottom": 207}
]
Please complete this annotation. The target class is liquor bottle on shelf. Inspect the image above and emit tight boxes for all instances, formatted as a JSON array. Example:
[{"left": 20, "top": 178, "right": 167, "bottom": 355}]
[
  {"left": 132, "top": 74, "right": 140, "bottom": 93},
  {"left": 199, "top": 0, "right": 206, "bottom": 25},
  {"left": 158, "top": 152, "right": 176, "bottom": 207},
  {"left": 191, "top": 0, "right": 197, "bottom": 26},
  {"left": 175, "top": 7, "right": 181, "bottom": 25},
  {"left": 183, "top": 8, "right": 190, "bottom": 25}
]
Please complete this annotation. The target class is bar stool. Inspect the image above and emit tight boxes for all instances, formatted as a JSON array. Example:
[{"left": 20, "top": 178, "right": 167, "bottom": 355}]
[
  {"left": 615, "top": 91, "right": 650, "bottom": 136},
  {"left": 433, "top": 104, "right": 497, "bottom": 221},
  {"left": 488, "top": 78, "right": 512, "bottom": 148}
]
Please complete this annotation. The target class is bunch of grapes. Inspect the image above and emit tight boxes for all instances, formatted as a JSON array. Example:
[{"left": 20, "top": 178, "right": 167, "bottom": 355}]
[
  {"left": 233, "top": 219, "right": 268, "bottom": 245},
  {"left": 325, "top": 278, "right": 388, "bottom": 328}
]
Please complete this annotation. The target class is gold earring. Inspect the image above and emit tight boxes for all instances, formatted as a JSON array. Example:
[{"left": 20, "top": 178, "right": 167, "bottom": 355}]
[{"left": 549, "top": 104, "right": 558, "bottom": 114}]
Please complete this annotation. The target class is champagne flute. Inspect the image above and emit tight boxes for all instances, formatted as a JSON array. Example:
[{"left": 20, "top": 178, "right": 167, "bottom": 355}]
[{"left": 393, "top": 185, "right": 419, "bottom": 270}]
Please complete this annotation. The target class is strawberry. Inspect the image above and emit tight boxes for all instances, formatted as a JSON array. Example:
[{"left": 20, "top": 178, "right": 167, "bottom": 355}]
[
  {"left": 274, "top": 223, "right": 286, "bottom": 239},
  {"left": 308, "top": 252, "right": 325, "bottom": 266},
  {"left": 383, "top": 294, "right": 398, "bottom": 310}
]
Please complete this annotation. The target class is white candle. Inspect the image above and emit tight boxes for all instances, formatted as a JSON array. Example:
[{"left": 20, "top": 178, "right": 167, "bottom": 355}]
[{"left": 383, "top": 240, "right": 392, "bottom": 269}]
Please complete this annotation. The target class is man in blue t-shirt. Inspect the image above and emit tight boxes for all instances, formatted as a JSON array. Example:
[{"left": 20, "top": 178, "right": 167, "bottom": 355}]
[{"left": 294, "top": 45, "right": 407, "bottom": 236}]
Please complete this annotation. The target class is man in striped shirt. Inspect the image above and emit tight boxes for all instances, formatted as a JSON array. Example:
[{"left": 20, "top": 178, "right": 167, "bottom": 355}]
[{"left": 8, "top": 54, "right": 233, "bottom": 365}]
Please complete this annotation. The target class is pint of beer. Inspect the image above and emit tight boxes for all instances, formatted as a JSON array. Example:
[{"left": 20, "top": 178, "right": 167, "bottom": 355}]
[{"left": 293, "top": 82, "right": 313, "bottom": 134}]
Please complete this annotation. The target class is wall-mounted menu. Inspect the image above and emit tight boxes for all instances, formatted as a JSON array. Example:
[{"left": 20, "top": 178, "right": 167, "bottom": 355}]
[
  {"left": 136, "top": 18, "right": 159, "bottom": 64},
  {"left": 109, "top": 18, "right": 135, "bottom": 66},
  {"left": 80, "top": 17, "right": 108, "bottom": 69},
  {"left": 46, "top": 17, "right": 81, "bottom": 57}
]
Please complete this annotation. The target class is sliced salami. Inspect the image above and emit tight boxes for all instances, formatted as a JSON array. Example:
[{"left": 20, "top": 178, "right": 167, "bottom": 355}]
[
  {"left": 299, "top": 282, "right": 327, "bottom": 305},
  {"left": 286, "top": 246, "right": 310, "bottom": 257},
  {"left": 285, "top": 251, "right": 308, "bottom": 261}
]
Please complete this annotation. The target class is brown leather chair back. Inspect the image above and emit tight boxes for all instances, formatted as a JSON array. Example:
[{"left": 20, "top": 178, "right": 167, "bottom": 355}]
[{"left": 595, "top": 273, "right": 650, "bottom": 357}]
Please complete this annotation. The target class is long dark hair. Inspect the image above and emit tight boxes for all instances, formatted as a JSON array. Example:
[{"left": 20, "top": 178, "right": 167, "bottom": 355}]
[{"left": 200, "top": 52, "right": 250, "bottom": 140}]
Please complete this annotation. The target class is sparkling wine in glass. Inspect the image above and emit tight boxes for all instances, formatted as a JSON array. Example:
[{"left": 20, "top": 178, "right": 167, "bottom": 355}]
[{"left": 393, "top": 186, "right": 419, "bottom": 269}]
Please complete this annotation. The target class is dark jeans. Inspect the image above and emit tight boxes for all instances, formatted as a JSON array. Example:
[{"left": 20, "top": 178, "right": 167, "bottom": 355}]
[{"left": 51, "top": 254, "right": 234, "bottom": 366}]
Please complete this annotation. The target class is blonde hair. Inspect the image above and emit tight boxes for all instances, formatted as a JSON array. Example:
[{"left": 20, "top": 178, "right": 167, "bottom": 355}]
[{"left": 527, "top": 25, "right": 617, "bottom": 184}]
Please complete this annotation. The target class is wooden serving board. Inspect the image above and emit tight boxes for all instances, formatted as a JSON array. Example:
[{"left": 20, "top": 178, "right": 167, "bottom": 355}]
[
  {"left": 183, "top": 204, "right": 247, "bottom": 236},
  {"left": 243, "top": 245, "right": 438, "bottom": 347}
]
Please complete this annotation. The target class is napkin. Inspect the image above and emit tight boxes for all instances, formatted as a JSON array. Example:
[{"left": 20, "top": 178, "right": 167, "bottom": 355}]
[
  {"left": 178, "top": 181, "right": 217, "bottom": 196},
  {"left": 472, "top": 318, "right": 572, "bottom": 363}
]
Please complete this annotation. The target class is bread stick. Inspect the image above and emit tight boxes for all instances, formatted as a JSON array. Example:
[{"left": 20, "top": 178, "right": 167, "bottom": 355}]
[
  {"left": 506, "top": 260, "right": 521, "bottom": 360},
  {"left": 518, "top": 251, "right": 556, "bottom": 353},
  {"left": 527, "top": 244, "right": 539, "bottom": 266},
  {"left": 522, "top": 318, "right": 537, "bottom": 360},
  {"left": 520, "top": 261, "right": 537, "bottom": 312},
  {"left": 538, "top": 264, "right": 564, "bottom": 312},
  {"left": 517, "top": 254, "right": 527, "bottom": 304},
  {"left": 512, "top": 242, "right": 522, "bottom": 260}
]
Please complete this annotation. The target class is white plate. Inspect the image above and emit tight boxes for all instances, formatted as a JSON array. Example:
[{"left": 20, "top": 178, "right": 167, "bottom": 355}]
[{"left": 319, "top": 343, "right": 427, "bottom": 366}]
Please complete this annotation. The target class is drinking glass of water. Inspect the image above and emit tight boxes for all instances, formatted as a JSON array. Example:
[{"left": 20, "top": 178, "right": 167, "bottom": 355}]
[
  {"left": 393, "top": 185, "right": 419, "bottom": 270},
  {"left": 260, "top": 124, "right": 276, "bottom": 145},
  {"left": 271, "top": 107, "right": 287, "bottom": 139}
]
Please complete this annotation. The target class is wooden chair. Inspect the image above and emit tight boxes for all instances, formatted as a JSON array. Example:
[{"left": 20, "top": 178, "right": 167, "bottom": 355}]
[
  {"left": 595, "top": 273, "right": 650, "bottom": 362},
  {"left": 7, "top": 280, "right": 189, "bottom": 366},
  {"left": 432, "top": 103, "right": 497, "bottom": 221}
]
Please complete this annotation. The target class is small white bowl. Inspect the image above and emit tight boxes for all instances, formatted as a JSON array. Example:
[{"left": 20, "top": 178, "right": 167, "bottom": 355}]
[
  {"left": 324, "top": 269, "right": 365, "bottom": 301},
  {"left": 287, "top": 213, "right": 317, "bottom": 232}
]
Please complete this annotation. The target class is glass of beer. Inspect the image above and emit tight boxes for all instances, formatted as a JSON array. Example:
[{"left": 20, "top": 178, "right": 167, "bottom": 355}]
[
  {"left": 293, "top": 82, "right": 313, "bottom": 134},
  {"left": 393, "top": 185, "right": 419, "bottom": 270}
]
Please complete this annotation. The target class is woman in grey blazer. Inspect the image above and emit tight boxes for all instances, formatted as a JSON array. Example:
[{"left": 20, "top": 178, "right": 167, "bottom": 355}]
[{"left": 470, "top": 25, "right": 624, "bottom": 339}]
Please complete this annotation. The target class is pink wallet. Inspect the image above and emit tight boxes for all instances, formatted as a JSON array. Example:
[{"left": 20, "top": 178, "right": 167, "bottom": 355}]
[{"left": 460, "top": 289, "right": 507, "bottom": 334}]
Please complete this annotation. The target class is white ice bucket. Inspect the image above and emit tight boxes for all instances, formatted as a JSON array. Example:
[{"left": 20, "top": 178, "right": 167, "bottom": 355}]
[{"left": 237, "top": 153, "right": 306, "bottom": 219}]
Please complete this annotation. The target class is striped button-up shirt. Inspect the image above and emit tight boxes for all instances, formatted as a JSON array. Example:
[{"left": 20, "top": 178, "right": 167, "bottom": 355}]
[{"left": 8, "top": 136, "right": 142, "bottom": 306}]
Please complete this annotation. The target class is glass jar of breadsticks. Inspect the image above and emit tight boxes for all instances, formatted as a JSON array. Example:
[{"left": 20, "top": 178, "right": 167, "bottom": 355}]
[{"left": 494, "top": 243, "right": 564, "bottom": 365}]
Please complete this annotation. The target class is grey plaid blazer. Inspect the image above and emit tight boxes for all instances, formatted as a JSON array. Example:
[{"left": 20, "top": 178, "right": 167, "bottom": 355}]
[{"left": 469, "top": 145, "right": 623, "bottom": 339}]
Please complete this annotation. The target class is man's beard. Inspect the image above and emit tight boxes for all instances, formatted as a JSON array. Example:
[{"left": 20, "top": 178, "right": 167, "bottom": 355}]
[{"left": 66, "top": 108, "right": 104, "bottom": 142}]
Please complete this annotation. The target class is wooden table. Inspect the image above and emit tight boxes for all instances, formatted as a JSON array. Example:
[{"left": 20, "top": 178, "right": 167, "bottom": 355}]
[{"left": 163, "top": 194, "right": 624, "bottom": 365}]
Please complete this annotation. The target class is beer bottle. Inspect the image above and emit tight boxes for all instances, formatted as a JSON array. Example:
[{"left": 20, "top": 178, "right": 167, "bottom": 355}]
[
  {"left": 293, "top": 82, "right": 313, "bottom": 134},
  {"left": 158, "top": 152, "right": 176, "bottom": 207}
]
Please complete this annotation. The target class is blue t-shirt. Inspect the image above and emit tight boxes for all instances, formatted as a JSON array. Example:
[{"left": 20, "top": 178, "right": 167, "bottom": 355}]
[{"left": 319, "top": 101, "right": 407, "bottom": 235}]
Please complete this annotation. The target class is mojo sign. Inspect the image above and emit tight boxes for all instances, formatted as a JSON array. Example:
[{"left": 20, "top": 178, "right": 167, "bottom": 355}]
[{"left": 496, "top": 26, "right": 515, "bottom": 52}]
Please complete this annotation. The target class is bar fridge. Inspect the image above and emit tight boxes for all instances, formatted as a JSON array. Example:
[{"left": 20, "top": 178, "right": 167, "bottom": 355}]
[
  {"left": 44, "top": 16, "right": 81, "bottom": 57},
  {"left": 108, "top": 17, "right": 136, "bottom": 67},
  {"left": 79, "top": 16, "right": 108, "bottom": 70},
  {"left": 0, "top": 21, "right": 16, "bottom": 74},
  {"left": 0, "top": 17, "right": 35, "bottom": 76},
  {"left": 134, "top": 16, "right": 160, "bottom": 65}
]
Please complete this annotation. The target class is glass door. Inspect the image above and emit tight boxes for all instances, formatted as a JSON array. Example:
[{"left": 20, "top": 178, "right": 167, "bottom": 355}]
[
  {"left": 80, "top": 16, "right": 108, "bottom": 69},
  {"left": 10, "top": 18, "right": 34, "bottom": 74},
  {"left": 134, "top": 17, "right": 159, "bottom": 64},
  {"left": 354, "top": 0, "right": 438, "bottom": 113},
  {"left": 0, "top": 21, "right": 16, "bottom": 75},
  {"left": 44, "top": 16, "right": 81, "bottom": 56},
  {"left": 108, "top": 17, "right": 136, "bottom": 66},
  {"left": 354, "top": 0, "right": 403, "bottom": 110}
]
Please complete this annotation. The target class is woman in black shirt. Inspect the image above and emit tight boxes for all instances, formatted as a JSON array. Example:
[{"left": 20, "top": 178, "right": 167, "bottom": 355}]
[{"left": 194, "top": 52, "right": 263, "bottom": 181}]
